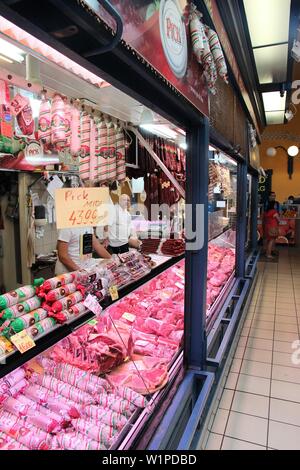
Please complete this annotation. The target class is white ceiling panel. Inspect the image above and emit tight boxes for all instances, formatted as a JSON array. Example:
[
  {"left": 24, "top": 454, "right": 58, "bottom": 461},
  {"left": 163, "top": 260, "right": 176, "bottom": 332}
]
[
  {"left": 262, "top": 91, "right": 286, "bottom": 112},
  {"left": 265, "top": 110, "right": 285, "bottom": 125},
  {"left": 244, "top": 0, "right": 291, "bottom": 47},
  {"left": 254, "top": 44, "right": 288, "bottom": 84}
]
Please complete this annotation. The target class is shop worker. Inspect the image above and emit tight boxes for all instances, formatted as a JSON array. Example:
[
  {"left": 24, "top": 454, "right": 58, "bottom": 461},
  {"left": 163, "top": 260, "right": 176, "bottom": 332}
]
[
  {"left": 106, "top": 194, "right": 141, "bottom": 254},
  {"left": 55, "top": 226, "right": 111, "bottom": 275}
]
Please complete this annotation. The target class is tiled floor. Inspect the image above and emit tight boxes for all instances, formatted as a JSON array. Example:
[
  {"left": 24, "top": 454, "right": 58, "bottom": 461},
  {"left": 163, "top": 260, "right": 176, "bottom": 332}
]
[{"left": 205, "top": 247, "right": 300, "bottom": 450}]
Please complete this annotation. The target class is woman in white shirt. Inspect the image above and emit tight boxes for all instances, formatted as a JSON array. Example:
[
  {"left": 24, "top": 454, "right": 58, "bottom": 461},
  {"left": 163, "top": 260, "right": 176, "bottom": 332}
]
[{"left": 55, "top": 226, "right": 111, "bottom": 275}]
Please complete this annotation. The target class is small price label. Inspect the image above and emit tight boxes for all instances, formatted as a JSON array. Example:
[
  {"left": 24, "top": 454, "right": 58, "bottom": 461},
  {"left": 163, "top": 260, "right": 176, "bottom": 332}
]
[
  {"left": 175, "top": 269, "right": 185, "bottom": 280},
  {"left": 10, "top": 331, "right": 35, "bottom": 354},
  {"left": 87, "top": 319, "right": 98, "bottom": 326},
  {"left": 122, "top": 312, "right": 136, "bottom": 323},
  {"left": 109, "top": 286, "right": 119, "bottom": 301},
  {"left": 83, "top": 294, "right": 103, "bottom": 316},
  {"left": 175, "top": 282, "right": 184, "bottom": 290}
]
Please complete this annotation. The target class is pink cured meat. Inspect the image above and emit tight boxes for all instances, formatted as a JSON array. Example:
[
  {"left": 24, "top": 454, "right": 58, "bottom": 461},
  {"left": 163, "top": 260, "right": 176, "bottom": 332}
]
[
  {"left": 38, "top": 358, "right": 110, "bottom": 391},
  {"left": 0, "top": 410, "right": 50, "bottom": 449},
  {"left": 2, "top": 396, "right": 59, "bottom": 433},
  {"left": 54, "top": 431, "right": 107, "bottom": 450},
  {"left": 38, "top": 99, "right": 51, "bottom": 143},
  {"left": 0, "top": 368, "right": 26, "bottom": 392},
  {"left": 51, "top": 93, "right": 66, "bottom": 149},
  {"left": 0, "top": 379, "right": 28, "bottom": 403},
  {"left": 31, "top": 373, "right": 95, "bottom": 405},
  {"left": 64, "top": 102, "right": 72, "bottom": 147},
  {"left": 96, "top": 394, "right": 135, "bottom": 417},
  {"left": 41, "top": 272, "right": 77, "bottom": 292},
  {"left": 83, "top": 404, "right": 128, "bottom": 430},
  {"left": 113, "top": 386, "right": 148, "bottom": 408},
  {"left": 23, "top": 384, "right": 80, "bottom": 419},
  {"left": 115, "top": 126, "right": 126, "bottom": 181},
  {"left": 96, "top": 119, "right": 108, "bottom": 183},
  {"left": 18, "top": 394, "right": 66, "bottom": 428},
  {"left": 41, "top": 283, "right": 77, "bottom": 303},
  {"left": 89, "top": 118, "right": 97, "bottom": 181},
  {"left": 50, "top": 301, "right": 88, "bottom": 324},
  {"left": 51, "top": 291, "right": 84, "bottom": 313},
  {"left": 105, "top": 121, "right": 117, "bottom": 182},
  {"left": 71, "top": 418, "right": 116, "bottom": 447},
  {"left": 70, "top": 105, "right": 81, "bottom": 155},
  {"left": 46, "top": 364, "right": 108, "bottom": 395},
  {"left": 0, "top": 432, "right": 29, "bottom": 450},
  {"left": 79, "top": 112, "right": 91, "bottom": 180}
]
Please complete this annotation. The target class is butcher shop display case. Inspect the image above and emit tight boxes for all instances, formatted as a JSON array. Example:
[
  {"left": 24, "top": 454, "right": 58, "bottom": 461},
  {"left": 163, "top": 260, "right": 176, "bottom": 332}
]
[
  {"left": 206, "top": 149, "right": 237, "bottom": 332},
  {"left": 0, "top": 260, "right": 185, "bottom": 450}
]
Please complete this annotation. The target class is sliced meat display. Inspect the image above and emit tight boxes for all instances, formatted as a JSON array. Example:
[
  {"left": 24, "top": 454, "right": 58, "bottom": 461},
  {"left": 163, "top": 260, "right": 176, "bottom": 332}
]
[{"left": 107, "top": 355, "right": 169, "bottom": 395}]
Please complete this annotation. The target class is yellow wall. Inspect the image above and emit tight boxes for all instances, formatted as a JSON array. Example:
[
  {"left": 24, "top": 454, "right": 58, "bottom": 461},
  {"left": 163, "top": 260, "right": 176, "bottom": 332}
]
[
  {"left": 261, "top": 137, "right": 300, "bottom": 202},
  {"left": 260, "top": 62, "right": 300, "bottom": 202}
]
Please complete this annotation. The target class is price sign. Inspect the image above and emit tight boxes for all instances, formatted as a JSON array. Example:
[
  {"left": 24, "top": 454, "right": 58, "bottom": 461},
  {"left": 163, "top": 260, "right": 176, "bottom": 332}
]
[
  {"left": 83, "top": 294, "right": 103, "bottom": 316},
  {"left": 122, "top": 312, "right": 136, "bottom": 323},
  {"left": 10, "top": 331, "right": 36, "bottom": 354},
  {"left": 109, "top": 286, "right": 119, "bottom": 301},
  {"left": 175, "top": 282, "right": 184, "bottom": 290},
  {"left": 55, "top": 187, "right": 109, "bottom": 229}
]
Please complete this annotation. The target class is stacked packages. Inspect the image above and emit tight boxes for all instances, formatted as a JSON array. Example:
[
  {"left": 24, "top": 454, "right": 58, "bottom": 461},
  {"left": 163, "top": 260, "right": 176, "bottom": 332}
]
[{"left": 0, "top": 360, "right": 148, "bottom": 450}]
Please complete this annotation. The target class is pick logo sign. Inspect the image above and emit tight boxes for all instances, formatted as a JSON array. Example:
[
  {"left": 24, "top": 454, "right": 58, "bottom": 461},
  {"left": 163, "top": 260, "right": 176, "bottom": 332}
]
[{"left": 159, "top": 0, "right": 188, "bottom": 79}]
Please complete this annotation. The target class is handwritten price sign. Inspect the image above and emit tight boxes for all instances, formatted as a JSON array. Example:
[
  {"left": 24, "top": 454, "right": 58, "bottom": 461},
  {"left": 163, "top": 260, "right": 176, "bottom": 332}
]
[
  {"left": 10, "top": 331, "right": 36, "bottom": 354},
  {"left": 55, "top": 188, "right": 109, "bottom": 229}
]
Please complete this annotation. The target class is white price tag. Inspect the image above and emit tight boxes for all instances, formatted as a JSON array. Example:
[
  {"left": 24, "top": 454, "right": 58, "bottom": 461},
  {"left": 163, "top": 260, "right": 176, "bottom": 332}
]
[
  {"left": 83, "top": 294, "right": 103, "bottom": 316},
  {"left": 122, "top": 312, "right": 136, "bottom": 323},
  {"left": 175, "top": 282, "right": 184, "bottom": 290}
]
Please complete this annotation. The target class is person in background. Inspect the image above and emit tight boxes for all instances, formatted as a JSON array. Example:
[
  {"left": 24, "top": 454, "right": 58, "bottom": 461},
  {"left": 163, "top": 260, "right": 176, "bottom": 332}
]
[
  {"left": 55, "top": 227, "right": 111, "bottom": 275},
  {"left": 288, "top": 195, "right": 295, "bottom": 204},
  {"left": 268, "top": 191, "right": 281, "bottom": 212},
  {"left": 106, "top": 194, "right": 141, "bottom": 254},
  {"left": 264, "top": 201, "right": 280, "bottom": 260}
]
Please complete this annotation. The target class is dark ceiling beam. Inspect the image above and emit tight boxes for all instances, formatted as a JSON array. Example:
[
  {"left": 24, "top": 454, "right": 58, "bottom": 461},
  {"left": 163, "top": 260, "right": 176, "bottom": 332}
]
[{"left": 216, "top": 0, "right": 266, "bottom": 130}]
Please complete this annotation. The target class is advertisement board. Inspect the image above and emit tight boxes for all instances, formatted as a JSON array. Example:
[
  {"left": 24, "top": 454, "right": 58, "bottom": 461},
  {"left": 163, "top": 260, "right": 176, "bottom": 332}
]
[{"left": 82, "top": 0, "right": 209, "bottom": 116}]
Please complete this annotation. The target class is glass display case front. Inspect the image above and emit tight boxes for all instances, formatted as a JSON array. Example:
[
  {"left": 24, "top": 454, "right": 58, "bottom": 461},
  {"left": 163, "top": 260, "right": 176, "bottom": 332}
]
[{"left": 207, "top": 148, "right": 237, "bottom": 330}]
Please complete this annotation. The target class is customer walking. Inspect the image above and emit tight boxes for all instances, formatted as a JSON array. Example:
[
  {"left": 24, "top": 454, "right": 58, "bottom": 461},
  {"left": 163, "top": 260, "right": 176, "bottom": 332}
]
[{"left": 264, "top": 201, "right": 280, "bottom": 259}]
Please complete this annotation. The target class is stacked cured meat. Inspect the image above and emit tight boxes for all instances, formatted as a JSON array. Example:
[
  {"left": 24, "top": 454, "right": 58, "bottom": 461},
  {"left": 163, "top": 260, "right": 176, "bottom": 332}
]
[
  {"left": 106, "top": 262, "right": 185, "bottom": 364},
  {"left": 38, "top": 273, "right": 88, "bottom": 325},
  {"left": 141, "top": 238, "right": 161, "bottom": 255},
  {"left": 0, "top": 281, "right": 50, "bottom": 343},
  {"left": 206, "top": 245, "right": 235, "bottom": 312},
  {"left": 141, "top": 238, "right": 185, "bottom": 256},
  {"left": 0, "top": 361, "right": 148, "bottom": 450},
  {"left": 104, "top": 253, "right": 151, "bottom": 290},
  {"left": 161, "top": 239, "right": 185, "bottom": 256}
]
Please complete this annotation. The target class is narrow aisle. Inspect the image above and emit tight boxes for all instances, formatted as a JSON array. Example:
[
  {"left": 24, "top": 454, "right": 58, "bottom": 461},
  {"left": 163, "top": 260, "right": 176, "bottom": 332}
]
[{"left": 205, "top": 247, "right": 300, "bottom": 450}]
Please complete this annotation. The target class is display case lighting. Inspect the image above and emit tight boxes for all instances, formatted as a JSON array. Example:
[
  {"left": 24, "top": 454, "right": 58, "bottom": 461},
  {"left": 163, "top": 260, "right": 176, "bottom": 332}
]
[{"left": 0, "top": 37, "right": 24, "bottom": 63}]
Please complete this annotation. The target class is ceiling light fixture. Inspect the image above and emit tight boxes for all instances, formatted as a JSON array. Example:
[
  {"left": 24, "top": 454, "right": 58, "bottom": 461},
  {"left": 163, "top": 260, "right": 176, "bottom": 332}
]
[
  {"left": 266, "top": 145, "right": 299, "bottom": 179},
  {"left": 140, "top": 107, "right": 155, "bottom": 125},
  {"left": 287, "top": 145, "right": 299, "bottom": 157},
  {"left": 140, "top": 123, "right": 178, "bottom": 140},
  {"left": 0, "top": 37, "right": 24, "bottom": 63},
  {"left": 0, "top": 54, "right": 13, "bottom": 64}
]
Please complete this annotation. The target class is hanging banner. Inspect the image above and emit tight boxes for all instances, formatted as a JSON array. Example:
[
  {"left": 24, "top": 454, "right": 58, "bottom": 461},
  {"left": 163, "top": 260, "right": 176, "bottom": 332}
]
[
  {"left": 54, "top": 187, "right": 110, "bottom": 229},
  {"left": 81, "top": 0, "right": 209, "bottom": 117}
]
